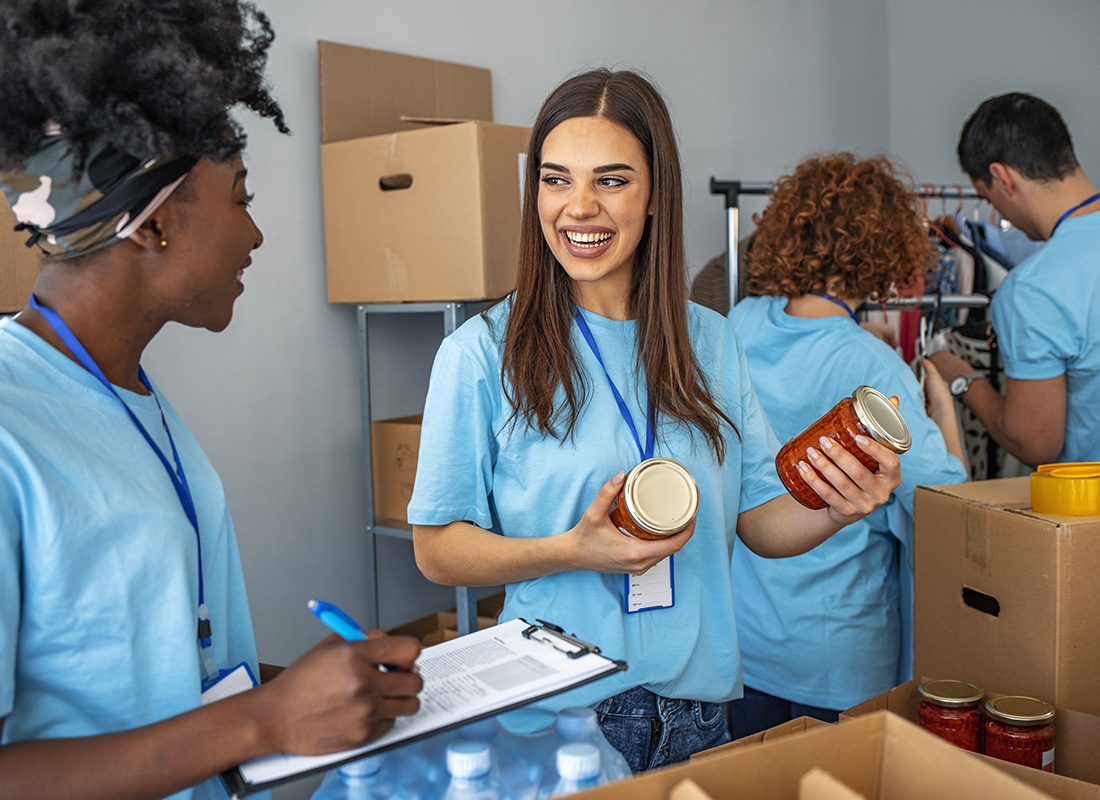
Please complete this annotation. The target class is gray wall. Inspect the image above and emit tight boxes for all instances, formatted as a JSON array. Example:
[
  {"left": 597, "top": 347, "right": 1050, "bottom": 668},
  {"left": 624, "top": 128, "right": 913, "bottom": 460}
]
[
  {"left": 887, "top": 0, "right": 1100, "bottom": 180},
  {"left": 136, "top": 2, "right": 1096, "bottom": 796}
]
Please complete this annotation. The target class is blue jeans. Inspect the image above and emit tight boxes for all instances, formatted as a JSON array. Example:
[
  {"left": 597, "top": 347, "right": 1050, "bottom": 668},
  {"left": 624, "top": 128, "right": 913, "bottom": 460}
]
[
  {"left": 727, "top": 685, "right": 840, "bottom": 740},
  {"left": 595, "top": 686, "right": 730, "bottom": 773}
]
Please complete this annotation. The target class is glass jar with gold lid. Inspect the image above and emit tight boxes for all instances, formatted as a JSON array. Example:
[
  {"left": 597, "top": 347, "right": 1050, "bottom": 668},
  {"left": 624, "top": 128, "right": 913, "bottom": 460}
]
[
  {"left": 609, "top": 458, "right": 699, "bottom": 540},
  {"left": 984, "top": 695, "right": 1056, "bottom": 772},
  {"left": 776, "top": 386, "right": 911, "bottom": 509},
  {"left": 917, "top": 679, "right": 984, "bottom": 752}
]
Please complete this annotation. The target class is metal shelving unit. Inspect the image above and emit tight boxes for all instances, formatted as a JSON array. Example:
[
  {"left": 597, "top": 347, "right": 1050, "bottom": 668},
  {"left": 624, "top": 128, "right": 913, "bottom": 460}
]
[{"left": 357, "top": 302, "right": 480, "bottom": 635}]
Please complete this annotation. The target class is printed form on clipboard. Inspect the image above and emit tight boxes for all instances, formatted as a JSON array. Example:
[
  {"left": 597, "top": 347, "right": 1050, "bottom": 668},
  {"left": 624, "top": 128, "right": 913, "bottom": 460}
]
[{"left": 223, "top": 618, "right": 626, "bottom": 797}]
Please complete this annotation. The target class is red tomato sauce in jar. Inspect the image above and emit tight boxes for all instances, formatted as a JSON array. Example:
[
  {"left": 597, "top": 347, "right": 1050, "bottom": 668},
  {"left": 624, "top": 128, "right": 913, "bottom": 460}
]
[
  {"left": 776, "top": 386, "right": 911, "bottom": 509},
  {"left": 609, "top": 458, "right": 698, "bottom": 540},
  {"left": 984, "top": 696, "right": 1056, "bottom": 772},
  {"left": 916, "top": 680, "right": 984, "bottom": 752}
]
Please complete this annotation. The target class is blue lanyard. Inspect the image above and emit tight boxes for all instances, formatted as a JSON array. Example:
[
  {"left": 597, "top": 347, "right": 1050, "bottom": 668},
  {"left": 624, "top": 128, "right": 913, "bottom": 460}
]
[
  {"left": 27, "top": 295, "right": 216, "bottom": 669},
  {"left": 817, "top": 294, "right": 859, "bottom": 323},
  {"left": 571, "top": 306, "right": 655, "bottom": 462},
  {"left": 1051, "top": 192, "right": 1100, "bottom": 237}
]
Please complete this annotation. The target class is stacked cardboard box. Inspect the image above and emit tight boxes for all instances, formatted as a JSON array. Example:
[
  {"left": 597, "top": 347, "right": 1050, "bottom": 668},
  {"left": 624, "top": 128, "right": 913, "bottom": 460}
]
[
  {"left": 318, "top": 42, "right": 530, "bottom": 303},
  {"left": 912, "top": 479, "right": 1100, "bottom": 718},
  {"left": 371, "top": 415, "right": 422, "bottom": 522},
  {"left": 0, "top": 199, "right": 39, "bottom": 312}
]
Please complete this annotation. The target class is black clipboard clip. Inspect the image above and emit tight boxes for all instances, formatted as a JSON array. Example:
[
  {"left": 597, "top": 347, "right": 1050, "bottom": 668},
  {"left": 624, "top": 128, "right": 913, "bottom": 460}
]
[{"left": 520, "top": 618, "right": 602, "bottom": 659}]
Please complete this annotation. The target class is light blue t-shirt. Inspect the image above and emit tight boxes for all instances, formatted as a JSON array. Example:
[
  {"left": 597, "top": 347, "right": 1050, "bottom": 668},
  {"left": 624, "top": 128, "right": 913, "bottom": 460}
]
[
  {"left": 991, "top": 211, "right": 1100, "bottom": 462},
  {"left": 728, "top": 297, "right": 966, "bottom": 711},
  {"left": 0, "top": 317, "right": 258, "bottom": 800},
  {"left": 408, "top": 300, "right": 786, "bottom": 726}
]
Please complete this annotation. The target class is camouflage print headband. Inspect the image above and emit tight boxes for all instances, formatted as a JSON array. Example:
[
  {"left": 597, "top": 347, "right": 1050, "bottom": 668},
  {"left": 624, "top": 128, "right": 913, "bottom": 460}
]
[{"left": 0, "top": 129, "right": 197, "bottom": 260}]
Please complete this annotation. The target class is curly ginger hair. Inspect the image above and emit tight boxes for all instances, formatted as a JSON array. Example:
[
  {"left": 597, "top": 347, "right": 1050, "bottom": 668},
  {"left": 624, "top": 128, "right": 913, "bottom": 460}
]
[{"left": 746, "top": 153, "right": 930, "bottom": 301}]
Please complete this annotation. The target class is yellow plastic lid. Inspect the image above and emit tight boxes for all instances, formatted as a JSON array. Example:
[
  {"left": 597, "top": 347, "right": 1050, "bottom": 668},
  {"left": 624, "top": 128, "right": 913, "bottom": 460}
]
[{"left": 1030, "top": 462, "right": 1100, "bottom": 516}]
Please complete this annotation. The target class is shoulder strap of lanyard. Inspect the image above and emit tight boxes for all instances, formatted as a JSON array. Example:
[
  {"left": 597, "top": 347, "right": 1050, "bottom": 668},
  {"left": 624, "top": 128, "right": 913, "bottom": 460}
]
[
  {"left": 26, "top": 295, "right": 216, "bottom": 668},
  {"left": 817, "top": 293, "right": 859, "bottom": 323},
  {"left": 571, "top": 305, "right": 655, "bottom": 462},
  {"left": 1051, "top": 192, "right": 1100, "bottom": 237}
]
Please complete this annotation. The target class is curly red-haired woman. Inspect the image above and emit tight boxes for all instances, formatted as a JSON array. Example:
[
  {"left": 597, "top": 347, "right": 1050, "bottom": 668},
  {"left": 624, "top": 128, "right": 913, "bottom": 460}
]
[{"left": 728, "top": 153, "right": 967, "bottom": 737}]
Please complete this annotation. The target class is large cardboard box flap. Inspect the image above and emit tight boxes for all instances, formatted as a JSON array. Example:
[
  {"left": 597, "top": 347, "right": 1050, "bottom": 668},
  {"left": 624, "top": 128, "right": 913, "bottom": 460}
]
[
  {"left": 914, "top": 478, "right": 1100, "bottom": 717},
  {"left": 692, "top": 716, "right": 831, "bottom": 760},
  {"left": 573, "top": 712, "right": 1048, "bottom": 800},
  {"left": 318, "top": 41, "right": 491, "bottom": 143},
  {"left": 799, "top": 769, "right": 866, "bottom": 800},
  {"left": 841, "top": 679, "right": 1100, "bottom": 791}
]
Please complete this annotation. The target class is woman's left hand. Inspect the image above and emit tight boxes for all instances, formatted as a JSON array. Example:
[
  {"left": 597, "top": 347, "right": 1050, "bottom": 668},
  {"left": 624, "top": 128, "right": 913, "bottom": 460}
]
[{"left": 798, "top": 432, "right": 902, "bottom": 526}]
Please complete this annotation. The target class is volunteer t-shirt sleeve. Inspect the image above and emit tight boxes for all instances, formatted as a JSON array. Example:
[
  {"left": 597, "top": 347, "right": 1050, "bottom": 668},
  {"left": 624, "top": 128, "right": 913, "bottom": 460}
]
[
  {"left": 992, "top": 275, "right": 1077, "bottom": 381},
  {"left": 0, "top": 462, "right": 21, "bottom": 718},
  {"left": 731, "top": 335, "right": 786, "bottom": 511},
  {"left": 407, "top": 337, "right": 497, "bottom": 529}
]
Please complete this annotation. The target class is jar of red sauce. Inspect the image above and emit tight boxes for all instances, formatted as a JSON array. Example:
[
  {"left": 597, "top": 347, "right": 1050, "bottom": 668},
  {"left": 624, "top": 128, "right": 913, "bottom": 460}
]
[
  {"left": 984, "top": 695, "right": 1056, "bottom": 772},
  {"left": 609, "top": 458, "right": 699, "bottom": 540},
  {"left": 916, "top": 679, "right": 984, "bottom": 752},
  {"left": 776, "top": 386, "right": 911, "bottom": 509}
]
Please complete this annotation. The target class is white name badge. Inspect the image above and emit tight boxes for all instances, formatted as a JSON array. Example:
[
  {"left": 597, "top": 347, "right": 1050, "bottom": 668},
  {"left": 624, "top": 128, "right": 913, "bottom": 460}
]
[
  {"left": 201, "top": 662, "right": 258, "bottom": 705},
  {"left": 624, "top": 555, "right": 675, "bottom": 613}
]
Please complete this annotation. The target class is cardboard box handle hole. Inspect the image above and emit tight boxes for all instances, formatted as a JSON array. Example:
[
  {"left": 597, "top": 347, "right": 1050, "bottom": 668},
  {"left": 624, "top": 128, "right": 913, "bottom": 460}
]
[
  {"left": 379, "top": 174, "right": 414, "bottom": 191},
  {"left": 961, "top": 586, "right": 1000, "bottom": 617}
]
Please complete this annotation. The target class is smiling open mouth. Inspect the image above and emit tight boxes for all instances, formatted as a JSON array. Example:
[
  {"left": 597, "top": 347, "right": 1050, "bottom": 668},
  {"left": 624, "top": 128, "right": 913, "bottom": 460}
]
[{"left": 563, "top": 230, "right": 615, "bottom": 248}]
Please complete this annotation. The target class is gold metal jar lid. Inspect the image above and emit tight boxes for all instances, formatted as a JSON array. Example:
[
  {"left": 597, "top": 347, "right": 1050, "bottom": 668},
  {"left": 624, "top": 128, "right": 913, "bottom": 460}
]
[
  {"left": 917, "top": 679, "right": 984, "bottom": 708},
  {"left": 852, "top": 386, "right": 911, "bottom": 454},
  {"left": 984, "top": 696, "right": 1056, "bottom": 726},
  {"left": 623, "top": 458, "right": 699, "bottom": 537}
]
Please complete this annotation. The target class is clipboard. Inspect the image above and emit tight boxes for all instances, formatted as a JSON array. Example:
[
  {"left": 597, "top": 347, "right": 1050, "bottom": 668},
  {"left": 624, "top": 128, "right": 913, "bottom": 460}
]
[{"left": 222, "top": 618, "right": 627, "bottom": 797}]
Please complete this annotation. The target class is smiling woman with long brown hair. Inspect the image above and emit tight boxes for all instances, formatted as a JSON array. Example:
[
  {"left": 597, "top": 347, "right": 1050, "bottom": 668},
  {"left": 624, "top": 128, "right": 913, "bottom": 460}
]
[{"left": 409, "top": 70, "right": 902, "bottom": 772}]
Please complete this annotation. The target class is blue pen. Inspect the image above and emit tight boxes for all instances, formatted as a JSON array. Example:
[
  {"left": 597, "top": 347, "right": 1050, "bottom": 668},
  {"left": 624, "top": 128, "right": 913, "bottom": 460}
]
[{"left": 308, "top": 598, "right": 368, "bottom": 641}]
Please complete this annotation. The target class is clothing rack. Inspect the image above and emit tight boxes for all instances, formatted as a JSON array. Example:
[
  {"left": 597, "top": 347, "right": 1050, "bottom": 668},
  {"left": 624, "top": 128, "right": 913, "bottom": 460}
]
[{"left": 708, "top": 178, "right": 986, "bottom": 312}]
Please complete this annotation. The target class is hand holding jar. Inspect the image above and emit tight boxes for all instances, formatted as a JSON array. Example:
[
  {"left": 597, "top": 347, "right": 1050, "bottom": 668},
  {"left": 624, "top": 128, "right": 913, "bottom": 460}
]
[
  {"left": 776, "top": 386, "right": 906, "bottom": 526},
  {"left": 566, "top": 468, "right": 696, "bottom": 576}
]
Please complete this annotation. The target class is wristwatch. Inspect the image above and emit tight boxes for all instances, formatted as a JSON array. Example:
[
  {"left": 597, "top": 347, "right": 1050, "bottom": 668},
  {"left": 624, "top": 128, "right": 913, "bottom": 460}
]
[{"left": 950, "top": 371, "right": 984, "bottom": 398}]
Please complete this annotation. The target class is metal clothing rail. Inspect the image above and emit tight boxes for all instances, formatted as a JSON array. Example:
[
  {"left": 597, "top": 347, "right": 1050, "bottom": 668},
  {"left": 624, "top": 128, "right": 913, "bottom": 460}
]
[{"left": 709, "top": 178, "right": 984, "bottom": 311}]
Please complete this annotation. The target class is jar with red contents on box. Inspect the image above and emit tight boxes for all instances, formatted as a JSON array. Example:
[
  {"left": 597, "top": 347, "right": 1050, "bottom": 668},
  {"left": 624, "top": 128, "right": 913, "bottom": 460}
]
[
  {"left": 609, "top": 458, "right": 698, "bottom": 540},
  {"left": 916, "top": 679, "right": 984, "bottom": 752},
  {"left": 776, "top": 386, "right": 912, "bottom": 509},
  {"left": 984, "top": 695, "right": 1056, "bottom": 772}
]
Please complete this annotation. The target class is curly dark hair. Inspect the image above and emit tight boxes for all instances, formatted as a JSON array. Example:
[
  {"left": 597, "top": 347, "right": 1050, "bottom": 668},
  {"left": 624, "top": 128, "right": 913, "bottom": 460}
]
[
  {"left": 0, "top": 0, "right": 288, "bottom": 170},
  {"left": 746, "top": 153, "right": 930, "bottom": 301}
]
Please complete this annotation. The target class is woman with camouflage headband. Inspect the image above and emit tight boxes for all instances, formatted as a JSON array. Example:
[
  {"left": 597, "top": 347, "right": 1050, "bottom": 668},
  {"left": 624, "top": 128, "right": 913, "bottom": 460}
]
[{"left": 0, "top": 3, "right": 422, "bottom": 798}]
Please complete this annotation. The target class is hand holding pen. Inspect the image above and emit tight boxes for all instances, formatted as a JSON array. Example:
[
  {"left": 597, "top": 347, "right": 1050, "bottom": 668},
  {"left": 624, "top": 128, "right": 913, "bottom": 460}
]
[{"left": 246, "top": 600, "right": 422, "bottom": 756}]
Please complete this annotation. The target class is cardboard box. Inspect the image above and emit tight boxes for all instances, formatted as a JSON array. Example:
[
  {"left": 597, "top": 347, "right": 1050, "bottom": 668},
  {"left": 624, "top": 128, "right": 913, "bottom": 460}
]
[
  {"left": 692, "top": 716, "right": 831, "bottom": 760},
  {"left": 841, "top": 679, "right": 1100, "bottom": 791},
  {"left": 913, "top": 479, "right": 1100, "bottom": 716},
  {"left": 0, "top": 198, "right": 39, "bottom": 312},
  {"left": 572, "top": 711, "right": 1049, "bottom": 800},
  {"left": 318, "top": 41, "right": 492, "bottom": 144},
  {"left": 386, "top": 593, "right": 505, "bottom": 646},
  {"left": 322, "top": 120, "right": 528, "bottom": 303},
  {"left": 371, "top": 415, "right": 422, "bottom": 522},
  {"left": 318, "top": 41, "right": 526, "bottom": 303},
  {"left": 799, "top": 768, "right": 866, "bottom": 800}
]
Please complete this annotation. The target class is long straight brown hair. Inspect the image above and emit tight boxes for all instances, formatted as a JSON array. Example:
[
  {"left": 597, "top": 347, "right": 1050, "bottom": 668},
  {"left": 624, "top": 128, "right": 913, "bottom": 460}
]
[{"left": 492, "top": 69, "right": 736, "bottom": 462}]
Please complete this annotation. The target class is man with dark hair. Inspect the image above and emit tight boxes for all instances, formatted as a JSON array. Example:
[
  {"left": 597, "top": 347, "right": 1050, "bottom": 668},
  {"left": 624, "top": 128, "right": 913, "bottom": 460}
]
[{"left": 932, "top": 93, "right": 1100, "bottom": 465}]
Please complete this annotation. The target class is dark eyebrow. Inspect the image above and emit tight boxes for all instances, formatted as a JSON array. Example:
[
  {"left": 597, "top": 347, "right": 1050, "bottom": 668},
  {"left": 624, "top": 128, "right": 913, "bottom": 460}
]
[
  {"left": 233, "top": 168, "right": 248, "bottom": 189},
  {"left": 538, "top": 162, "right": 637, "bottom": 174}
]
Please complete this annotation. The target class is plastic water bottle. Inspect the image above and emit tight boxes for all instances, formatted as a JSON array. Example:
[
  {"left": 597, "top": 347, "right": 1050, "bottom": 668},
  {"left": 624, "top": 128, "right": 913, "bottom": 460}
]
[
  {"left": 490, "top": 720, "right": 556, "bottom": 800},
  {"left": 555, "top": 708, "right": 631, "bottom": 781},
  {"left": 541, "top": 744, "right": 602, "bottom": 798},
  {"left": 312, "top": 755, "right": 394, "bottom": 800},
  {"left": 389, "top": 737, "right": 450, "bottom": 800},
  {"left": 443, "top": 741, "right": 500, "bottom": 800}
]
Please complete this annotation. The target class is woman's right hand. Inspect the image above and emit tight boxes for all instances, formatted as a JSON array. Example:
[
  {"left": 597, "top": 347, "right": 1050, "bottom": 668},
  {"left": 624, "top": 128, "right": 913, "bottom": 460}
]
[
  {"left": 251, "top": 632, "right": 423, "bottom": 756},
  {"left": 565, "top": 472, "right": 695, "bottom": 575}
]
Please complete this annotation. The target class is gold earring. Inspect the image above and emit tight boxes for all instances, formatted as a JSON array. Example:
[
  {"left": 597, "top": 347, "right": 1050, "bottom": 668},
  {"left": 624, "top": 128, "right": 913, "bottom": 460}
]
[{"left": 160, "top": 239, "right": 168, "bottom": 249}]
